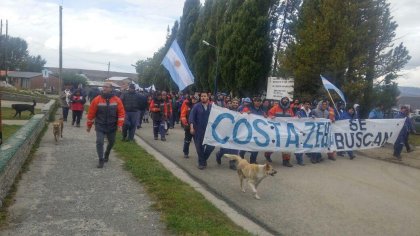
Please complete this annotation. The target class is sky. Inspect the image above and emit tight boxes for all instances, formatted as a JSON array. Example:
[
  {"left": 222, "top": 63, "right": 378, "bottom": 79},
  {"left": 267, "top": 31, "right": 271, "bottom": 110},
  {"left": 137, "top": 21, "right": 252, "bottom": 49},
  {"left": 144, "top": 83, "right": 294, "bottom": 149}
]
[{"left": 0, "top": 0, "right": 419, "bottom": 87}]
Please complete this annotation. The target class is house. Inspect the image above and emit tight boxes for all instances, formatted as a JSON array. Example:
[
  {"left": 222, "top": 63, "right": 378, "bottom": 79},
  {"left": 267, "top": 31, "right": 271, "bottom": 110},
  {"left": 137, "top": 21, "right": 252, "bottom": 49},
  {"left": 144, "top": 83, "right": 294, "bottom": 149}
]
[
  {"left": 105, "top": 77, "right": 134, "bottom": 90},
  {"left": 1, "top": 71, "right": 59, "bottom": 92}
]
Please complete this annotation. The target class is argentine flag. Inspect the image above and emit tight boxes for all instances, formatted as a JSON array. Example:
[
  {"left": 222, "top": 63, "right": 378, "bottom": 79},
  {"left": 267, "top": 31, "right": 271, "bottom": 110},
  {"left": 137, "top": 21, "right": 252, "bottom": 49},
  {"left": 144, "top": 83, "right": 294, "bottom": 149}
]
[
  {"left": 321, "top": 75, "right": 347, "bottom": 106},
  {"left": 162, "top": 40, "right": 194, "bottom": 90}
]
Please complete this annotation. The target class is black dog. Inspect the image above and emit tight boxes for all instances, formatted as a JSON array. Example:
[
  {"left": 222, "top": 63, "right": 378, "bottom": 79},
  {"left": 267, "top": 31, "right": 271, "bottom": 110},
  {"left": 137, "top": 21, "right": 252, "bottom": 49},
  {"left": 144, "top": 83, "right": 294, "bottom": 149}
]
[{"left": 12, "top": 100, "right": 36, "bottom": 118}]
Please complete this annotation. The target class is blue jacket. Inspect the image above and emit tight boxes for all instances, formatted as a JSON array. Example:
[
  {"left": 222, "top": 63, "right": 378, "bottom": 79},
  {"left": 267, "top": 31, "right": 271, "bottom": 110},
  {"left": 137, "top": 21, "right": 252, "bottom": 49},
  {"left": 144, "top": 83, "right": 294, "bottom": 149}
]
[
  {"left": 394, "top": 112, "right": 412, "bottom": 137},
  {"left": 368, "top": 108, "right": 384, "bottom": 119},
  {"left": 249, "top": 105, "right": 265, "bottom": 116},
  {"left": 296, "top": 109, "right": 312, "bottom": 118},
  {"left": 189, "top": 102, "right": 212, "bottom": 140},
  {"left": 341, "top": 111, "right": 356, "bottom": 120}
]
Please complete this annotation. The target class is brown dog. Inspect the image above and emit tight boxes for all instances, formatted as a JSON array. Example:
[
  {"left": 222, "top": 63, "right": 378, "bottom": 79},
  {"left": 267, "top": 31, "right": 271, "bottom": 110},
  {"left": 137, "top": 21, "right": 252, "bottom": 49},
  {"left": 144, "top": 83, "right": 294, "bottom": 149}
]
[
  {"left": 224, "top": 154, "right": 277, "bottom": 199},
  {"left": 52, "top": 118, "right": 64, "bottom": 143}
]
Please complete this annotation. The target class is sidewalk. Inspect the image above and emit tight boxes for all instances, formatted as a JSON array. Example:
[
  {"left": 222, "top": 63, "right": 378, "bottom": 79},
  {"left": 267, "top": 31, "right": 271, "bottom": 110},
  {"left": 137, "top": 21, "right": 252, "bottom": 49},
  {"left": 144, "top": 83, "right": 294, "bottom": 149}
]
[{"left": 0, "top": 113, "right": 166, "bottom": 235}]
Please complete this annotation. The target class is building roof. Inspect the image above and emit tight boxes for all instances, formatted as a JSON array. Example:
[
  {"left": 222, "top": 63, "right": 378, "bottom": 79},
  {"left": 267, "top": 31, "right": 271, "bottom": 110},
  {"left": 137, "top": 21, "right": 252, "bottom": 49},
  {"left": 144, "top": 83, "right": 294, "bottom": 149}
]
[
  {"left": 87, "top": 80, "right": 121, "bottom": 88},
  {"left": 106, "top": 77, "right": 132, "bottom": 81},
  {"left": 46, "top": 67, "right": 137, "bottom": 81},
  {"left": 5, "top": 71, "right": 42, "bottom": 78}
]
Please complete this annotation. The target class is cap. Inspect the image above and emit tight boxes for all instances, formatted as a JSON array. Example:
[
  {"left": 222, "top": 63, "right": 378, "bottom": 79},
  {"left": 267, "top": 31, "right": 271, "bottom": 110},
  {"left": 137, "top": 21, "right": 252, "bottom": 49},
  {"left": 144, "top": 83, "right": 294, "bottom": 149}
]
[
  {"left": 243, "top": 97, "right": 251, "bottom": 103},
  {"left": 353, "top": 104, "right": 360, "bottom": 109}
]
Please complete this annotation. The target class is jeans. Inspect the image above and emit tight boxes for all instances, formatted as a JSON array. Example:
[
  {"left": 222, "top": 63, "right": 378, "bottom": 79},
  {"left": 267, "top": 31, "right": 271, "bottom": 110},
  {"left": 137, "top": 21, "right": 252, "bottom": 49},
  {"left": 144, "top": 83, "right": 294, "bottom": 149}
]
[
  {"left": 295, "top": 153, "right": 304, "bottom": 164},
  {"left": 96, "top": 131, "right": 116, "bottom": 161},
  {"left": 62, "top": 107, "right": 69, "bottom": 121},
  {"left": 123, "top": 111, "right": 140, "bottom": 140},
  {"left": 138, "top": 110, "right": 145, "bottom": 127},
  {"left": 239, "top": 150, "right": 259, "bottom": 163},
  {"left": 153, "top": 120, "right": 166, "bottom": 139},
  {"left": 193, "top": 135, "right": 215, "bottom": 166},
  {"left": 72, "top": 110, "right": 83, "bottom": 125}
]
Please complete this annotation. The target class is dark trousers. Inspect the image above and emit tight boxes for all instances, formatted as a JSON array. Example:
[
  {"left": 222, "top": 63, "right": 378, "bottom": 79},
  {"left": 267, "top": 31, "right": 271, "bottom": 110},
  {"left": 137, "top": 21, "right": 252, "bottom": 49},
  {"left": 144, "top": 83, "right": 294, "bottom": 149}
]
[
  {"left": 239, "top": 150, "right": 258, "bottom": 163},
  {"left": 96, "top": 131, "right": 116, "bottom": 161},
  {"left": 138, "top": 110, "right": 145, "bottom": 127},
  {"left": 123, "top": 111, "right": 140, "bottom": 140},
  {"left": 193, "top": 135, "right": 215, "bottom": 166},
  {"left": 295, "top": 153, "right": 304, "bottom": 164},
  {"left": 153, "top": 120, "right": 166, "bottom": 138},
  {"left": 62, "top": 107, "right": 69, "bottom": 121},
  {"left": 72, "top": 110, "right": 83, "bottom": 125},
  {"left": 394, "top": 134, "right": 406, "bottom": 156},
  {"left": 183, "top": 128, "right": 193, "bottom": 155},
  {"left": 404, "top": 133, "right": 411, "bottom": 151}
]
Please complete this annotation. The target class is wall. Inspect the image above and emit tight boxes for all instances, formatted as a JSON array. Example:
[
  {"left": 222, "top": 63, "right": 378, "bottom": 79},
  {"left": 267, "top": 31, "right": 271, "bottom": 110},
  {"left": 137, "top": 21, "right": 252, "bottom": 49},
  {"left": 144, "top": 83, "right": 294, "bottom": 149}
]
[{"left": 0, "top": 100, "right": 56, "bottom": 207}]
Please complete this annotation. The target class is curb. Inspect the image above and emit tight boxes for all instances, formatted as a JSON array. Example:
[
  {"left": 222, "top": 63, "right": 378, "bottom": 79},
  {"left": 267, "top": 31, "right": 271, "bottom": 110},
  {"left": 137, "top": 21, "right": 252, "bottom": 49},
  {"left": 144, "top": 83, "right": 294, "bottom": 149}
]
[{"left": 134, "top": 135, "right": 274, "bottom": 236}]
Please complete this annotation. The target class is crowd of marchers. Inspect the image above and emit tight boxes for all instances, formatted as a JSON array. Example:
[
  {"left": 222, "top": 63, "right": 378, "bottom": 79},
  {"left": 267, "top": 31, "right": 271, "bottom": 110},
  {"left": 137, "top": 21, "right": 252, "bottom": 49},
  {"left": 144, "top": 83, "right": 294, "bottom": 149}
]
[{"left": 59, "top": 84, "right": 417, "bottom": 169}]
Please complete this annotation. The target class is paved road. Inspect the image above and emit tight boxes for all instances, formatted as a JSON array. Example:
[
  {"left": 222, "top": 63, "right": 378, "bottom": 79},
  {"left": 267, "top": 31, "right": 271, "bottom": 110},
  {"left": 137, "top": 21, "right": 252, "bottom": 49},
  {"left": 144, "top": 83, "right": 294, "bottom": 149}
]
[
  {"left": 1, "top": 116, "right": 166, "bottom": 235},
  {"left": 136, "top": 122, "right": 420, "bottom": 236}
]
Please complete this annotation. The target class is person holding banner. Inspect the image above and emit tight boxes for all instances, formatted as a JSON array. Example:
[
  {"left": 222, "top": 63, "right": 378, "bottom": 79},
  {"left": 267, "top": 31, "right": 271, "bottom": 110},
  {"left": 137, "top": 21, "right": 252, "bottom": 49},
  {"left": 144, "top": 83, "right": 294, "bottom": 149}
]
[
  {"left": 337, "top": 106, "right": 357, "bottom": 159},
  {"left": 393, "top": 106, "right": 415, "bottom": 160},
  {"left": 189, "top": 92, "right": 215, "bottom": 170},
  {"left": 312, "top": 100, "right": 336, "bottom": 163},
  {"left": 265, "top": 97, "right": 295, "bottom": 167},
  {"left": 294, "top": 100, "right": 314, "bottom": 165},
  {"left": 239, "top": 97, "right": 266, "bottom": 164},
  {"left": 368, "top": 103, "right": 384, "bottom": 119}
]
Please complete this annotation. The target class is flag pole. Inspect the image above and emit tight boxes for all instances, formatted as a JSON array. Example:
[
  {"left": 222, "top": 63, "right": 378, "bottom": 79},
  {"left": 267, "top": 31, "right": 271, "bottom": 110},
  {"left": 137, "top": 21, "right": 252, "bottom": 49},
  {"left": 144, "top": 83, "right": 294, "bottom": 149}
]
[{"left": 325, "top": 89, "right": 340, "bottom": 119}]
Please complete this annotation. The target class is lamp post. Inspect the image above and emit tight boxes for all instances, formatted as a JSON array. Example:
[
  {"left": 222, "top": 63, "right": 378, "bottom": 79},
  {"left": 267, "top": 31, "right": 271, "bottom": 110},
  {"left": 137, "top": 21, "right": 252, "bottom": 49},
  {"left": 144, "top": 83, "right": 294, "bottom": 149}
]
[{"left": 202, "top": 40, "right": 219, "bottom": 95}]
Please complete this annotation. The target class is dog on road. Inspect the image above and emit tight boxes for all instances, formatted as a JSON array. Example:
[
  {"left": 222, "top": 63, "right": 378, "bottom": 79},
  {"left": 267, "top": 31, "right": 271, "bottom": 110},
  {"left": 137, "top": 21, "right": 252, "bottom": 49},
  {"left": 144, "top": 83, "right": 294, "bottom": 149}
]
[
  {"left": 224, "top": 154, "right": 277, "bottom": 199},
  {"left": 53, "top": 118, "right": 64, "bottom": 143},
  {"left": 11, "top": 100, "right": 36, "bottom": 118}
]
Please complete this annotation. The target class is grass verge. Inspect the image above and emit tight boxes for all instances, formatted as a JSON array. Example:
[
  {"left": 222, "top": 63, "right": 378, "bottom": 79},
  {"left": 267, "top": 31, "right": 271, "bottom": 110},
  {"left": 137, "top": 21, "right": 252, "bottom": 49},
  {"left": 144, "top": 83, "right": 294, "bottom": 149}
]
[
  {"left": 1, "top": 125, "right": 22, "bottom": 141},
  {"left": 1, "top": 107, "right": 42, "bottom": 120},
  {"left": 409, "top": 133, "right": 420, "bottom": 146},
  {"left": 113, "top": 133, "right": 251, "bottom": 236},
  {"left": 0, "top": 124, "right": 48, "bottom": 228}
]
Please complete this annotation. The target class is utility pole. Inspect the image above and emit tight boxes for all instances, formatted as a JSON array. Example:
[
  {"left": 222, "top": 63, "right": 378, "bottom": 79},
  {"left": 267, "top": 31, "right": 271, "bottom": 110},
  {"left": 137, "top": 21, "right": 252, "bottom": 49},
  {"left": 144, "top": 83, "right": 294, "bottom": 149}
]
[
  {"left": 107, "top": 61, "right": 110, "bottom": 80},
  {"left": 5, "top": 20, "right": 8, "bottom": 82},
  {"left": 59, "top": 5, "right": 63, "bottom": 92},
  {"left": 0, "top": 20, "right": 3, "bottom": 146}
]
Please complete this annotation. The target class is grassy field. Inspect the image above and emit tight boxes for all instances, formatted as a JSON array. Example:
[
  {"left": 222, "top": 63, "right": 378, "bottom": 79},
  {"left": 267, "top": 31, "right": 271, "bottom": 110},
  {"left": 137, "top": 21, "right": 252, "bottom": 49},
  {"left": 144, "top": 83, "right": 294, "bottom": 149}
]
[
  {"left": 1, "top": 125, "right": 22, "bottom": 141},
  {"left": 1, "top": 107, "right": 41, "bottom": 120},
  {"left": 113, "top": 134, "right": 251, "bottom": 236},
  {"left": 409, "top": 133, "right": 420, "bottom": 146}
]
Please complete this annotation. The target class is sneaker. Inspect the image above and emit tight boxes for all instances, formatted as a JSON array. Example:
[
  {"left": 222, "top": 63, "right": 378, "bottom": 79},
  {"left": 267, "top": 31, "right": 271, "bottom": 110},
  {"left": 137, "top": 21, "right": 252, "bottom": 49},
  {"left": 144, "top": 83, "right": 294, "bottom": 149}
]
[
  {"left": 104, "top": 151, "right": 110, "bottom": 162},
  {"left": 265, "top": 156, "right": 273, "bottom": 163},
  {"left": 76, "top": 123, "right": 80, "bottom": 127},
  {"left": 161, "top": 137, "right": 166, "bottom": 141},
  {"left": 297, "top": 162, "right": 305, "bottom": 166},
  {"left": 349, "top": 155, "right": 356, "bottom": 160},
  {"left": 184, "top": 154, "right": 189, "bottom": 159},
  {"left": 393, "top": 154, "right": 402, "bottom": 161},
  {"left": 407, "top": 149, "right": 413, "bottom": 153},
  {"left": 328, "top": 157, "right": 336, "bottom": 161},
  {"left": 283, "top": 160, "right": 293, "bottom": 167},
  {"left": 154, "top": 136, "right": 158, "bottom": 140},
  {"left": 97, "top": 160, "right": 104, "bottom": 168},
  {"left": 197, "top": 165, "right": 206, "bottom": 170}
]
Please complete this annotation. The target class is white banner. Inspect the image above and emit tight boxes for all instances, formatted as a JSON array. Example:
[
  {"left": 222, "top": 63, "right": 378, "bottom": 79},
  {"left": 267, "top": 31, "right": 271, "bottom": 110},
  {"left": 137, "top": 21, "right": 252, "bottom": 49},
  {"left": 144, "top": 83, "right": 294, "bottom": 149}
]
[
  {"left": 203, "top": 105, "right": 405, "bottom": 153},
  {"left": 266, "top": 77, "right": 294, "bottom": 100}
]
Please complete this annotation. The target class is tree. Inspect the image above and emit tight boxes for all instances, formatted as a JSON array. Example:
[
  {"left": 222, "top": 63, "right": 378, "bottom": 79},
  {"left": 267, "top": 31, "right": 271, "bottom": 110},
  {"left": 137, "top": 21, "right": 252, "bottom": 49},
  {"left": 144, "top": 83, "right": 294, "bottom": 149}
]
[
  {"left": 62, "top": 73, "right": 88, "bottom": 88},
  {"left": 177, "top": 0, "right": 201, "bottom": 54},
  {"left": 282, "top": 0, "right": 410, "bottom": 116},
  {"left": 219, "top": 0, "right": 273, "bottom": 96},
  {"left": 20, "top": 55, "right": 47, "bottom": 72},
  {"left": 0, "top": 35, "right": 29, "bottom": 71}
]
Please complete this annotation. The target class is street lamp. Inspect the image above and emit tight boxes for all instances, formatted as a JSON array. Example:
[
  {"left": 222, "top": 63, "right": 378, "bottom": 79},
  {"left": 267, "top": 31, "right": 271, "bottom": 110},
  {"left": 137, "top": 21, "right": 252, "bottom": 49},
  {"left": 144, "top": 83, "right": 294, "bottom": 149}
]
[{"left": 202, "top": 40, "right": 219, "bottom": 95}]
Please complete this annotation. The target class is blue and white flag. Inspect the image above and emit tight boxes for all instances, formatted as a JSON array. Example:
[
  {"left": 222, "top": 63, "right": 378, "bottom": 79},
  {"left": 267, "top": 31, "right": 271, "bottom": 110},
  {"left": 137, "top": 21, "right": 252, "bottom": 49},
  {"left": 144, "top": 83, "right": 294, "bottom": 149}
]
[
  {"left": 321, "top": 75, "right": 346, "bottom": 106},
  {"left": 161, "top": 40, "right": 194, "bottom": 90}
]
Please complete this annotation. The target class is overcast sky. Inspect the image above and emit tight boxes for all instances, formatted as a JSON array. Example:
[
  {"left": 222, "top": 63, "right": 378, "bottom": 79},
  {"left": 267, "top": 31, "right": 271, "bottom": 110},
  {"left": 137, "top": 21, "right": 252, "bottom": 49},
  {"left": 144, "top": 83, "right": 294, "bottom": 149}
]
[{"left": 0, "top": 0, "right": 419, "bottom": 87}]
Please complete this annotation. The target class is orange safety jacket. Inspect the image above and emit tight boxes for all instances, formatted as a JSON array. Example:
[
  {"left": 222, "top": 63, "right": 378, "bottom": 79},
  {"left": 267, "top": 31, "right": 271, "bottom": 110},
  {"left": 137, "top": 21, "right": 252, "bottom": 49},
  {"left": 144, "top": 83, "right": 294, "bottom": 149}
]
[{"left": 87, "top": 94, "right": 125, "bottom": 132}]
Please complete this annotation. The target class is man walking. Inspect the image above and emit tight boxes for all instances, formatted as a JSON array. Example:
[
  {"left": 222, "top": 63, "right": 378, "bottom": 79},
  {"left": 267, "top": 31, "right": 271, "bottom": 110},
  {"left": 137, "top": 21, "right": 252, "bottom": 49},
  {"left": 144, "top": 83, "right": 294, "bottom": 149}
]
[
  {"left": 87, "top": 83, "right": 125, "bottom": 168},
  {"left": 189, "top": 92, "right": 215, "bottom": 170},
  {"left": 121, "top": 84, "right": 141, "bottom": 141}
]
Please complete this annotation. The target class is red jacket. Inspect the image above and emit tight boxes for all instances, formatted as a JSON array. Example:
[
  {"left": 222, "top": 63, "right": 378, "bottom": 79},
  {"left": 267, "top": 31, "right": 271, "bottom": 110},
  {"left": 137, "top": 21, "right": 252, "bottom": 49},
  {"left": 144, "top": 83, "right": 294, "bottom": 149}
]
[{"left": 87, "top": 94, "right": 125, "bottom": 132}]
